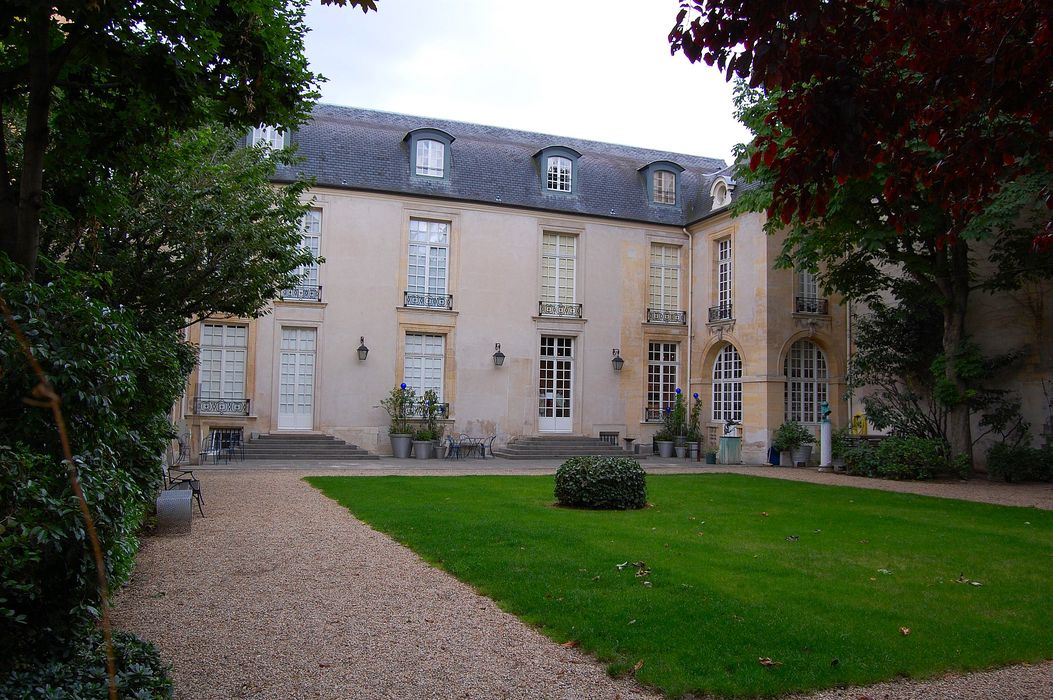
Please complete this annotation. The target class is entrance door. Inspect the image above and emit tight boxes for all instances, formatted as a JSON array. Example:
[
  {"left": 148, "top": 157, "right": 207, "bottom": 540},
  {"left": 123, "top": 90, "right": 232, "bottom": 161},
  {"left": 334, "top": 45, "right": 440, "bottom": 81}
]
[
  {"left": 278, "top": 327, "right": 316, "bottom": 430},
  {"left": 538, "top": 336, "right": 573, "bottom": 432}
]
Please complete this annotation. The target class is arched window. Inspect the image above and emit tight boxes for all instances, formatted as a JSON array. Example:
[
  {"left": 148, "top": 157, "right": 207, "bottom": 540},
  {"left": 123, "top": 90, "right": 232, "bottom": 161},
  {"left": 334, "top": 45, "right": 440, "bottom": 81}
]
[
  {"left": 547, "top": 156, "right": 573, "bottom": 191},
  {"left": 415, "top": 139, "right": 445, "bottom": 177},
  {"left": 712, "top": 344, "right": 742, "bottom": 422},
  {"left": 784, "top": 340, "right": 828, "bottom": 422}
]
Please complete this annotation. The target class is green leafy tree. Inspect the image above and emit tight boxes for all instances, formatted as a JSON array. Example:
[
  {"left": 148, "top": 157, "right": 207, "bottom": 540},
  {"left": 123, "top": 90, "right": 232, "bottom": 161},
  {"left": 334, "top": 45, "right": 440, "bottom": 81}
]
[
  {"left": 0, "top": 0, "right": 376, "bottom": 277},
  {"left": 41, "top": 125, "right": 316, "bottom": 331}
]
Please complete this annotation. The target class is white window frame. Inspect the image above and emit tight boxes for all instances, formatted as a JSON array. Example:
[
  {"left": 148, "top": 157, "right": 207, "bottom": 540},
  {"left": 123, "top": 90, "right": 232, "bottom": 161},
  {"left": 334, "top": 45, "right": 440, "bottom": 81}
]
[
  {"left": 293, "top": 209, "right": 321, "bottom": 288},
  {"left": 547, "top": 156, "right": 573, "bottom": 192},
  {"left": 797, "top": 268, "right": 818, "bottom": 299},
  {"left": 647, "top": 342, "right": 679, "bottom": 418},
  {"left": 785, "top": 340, "right": 829, "bottom": 423},
  {"left": 717, "top": 238, "right": 732, "bottom": 310},
  {"left": 712, "top": 344, "right": 743, "bottom": 422},
  {"left": 649, "top": 244, "right": 680, "bottom": 311},
  {"left": 415, "top": 139, "right": 445, "bottom": 177},
  {"left": 541, "top": 232, "right": 576, "bottom": 303},
  {"left": 251, "top": 125, "right": 285, "bottom": 150},
  {"left": 654, "top": 170, "right": 676, "bottom": 204},
  {"left": 407, "top": 219, "right": 450, "bottom": 297},
  {"left": 198, "top": 324, "right": 247, "bottom": 400},
  {"left": 404, "top": 333, "right": 445, "bottom": 401}
]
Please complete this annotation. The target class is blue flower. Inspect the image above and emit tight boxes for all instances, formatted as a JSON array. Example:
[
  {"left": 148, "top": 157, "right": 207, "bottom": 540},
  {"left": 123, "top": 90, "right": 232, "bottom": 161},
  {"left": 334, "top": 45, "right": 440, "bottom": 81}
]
[
  {"left": 664, "top": 406, "right": 672, "bottom": 414},
  {"left": 400, "top": 383, "right": 407, "bottom": 390},
  {"left": 693, "top": 392, "right": 699, "bottom": 399},
  {"left": 675, "top": 388, "right": 682, "bottom": 395}
]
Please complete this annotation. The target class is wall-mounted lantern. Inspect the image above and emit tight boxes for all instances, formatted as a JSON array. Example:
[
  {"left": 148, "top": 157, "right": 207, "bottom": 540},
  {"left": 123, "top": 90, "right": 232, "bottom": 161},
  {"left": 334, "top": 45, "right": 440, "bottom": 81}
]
[
  {"left": 492, "top": 342, "right": 505, "bottom": 367},
  {"left": 357, "top": 336, "right": 369, "bottom": 361},
  {"left": 611, "top": 348, "right": 624, "bottom": 371}
]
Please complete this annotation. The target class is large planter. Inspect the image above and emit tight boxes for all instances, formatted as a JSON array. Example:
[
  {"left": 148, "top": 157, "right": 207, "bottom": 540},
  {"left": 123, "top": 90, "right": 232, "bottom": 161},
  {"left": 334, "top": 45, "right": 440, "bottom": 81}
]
[
  {"left": 688, "top": 442, "right": 699, "bottom": 460},
  {"left": 656, "top": 440, "right": 675, "bottom": 458},
  {"left": 779, "top": 450, "right": 793, "bottom": 467},
  {"left": 675, "top": 446, "right": 687, "bottom": 459},
  {"left": 792, "top": 444, "right": 813, "bottom": 467},
  {"left": 412, "top": 440, "right": 433, "bottom": 459},
  {"left": 389, "top": 433, "right": 412, "bottom": 458},
  {"left": 705, "top": 452, "right": 717, "bottom": 464}
]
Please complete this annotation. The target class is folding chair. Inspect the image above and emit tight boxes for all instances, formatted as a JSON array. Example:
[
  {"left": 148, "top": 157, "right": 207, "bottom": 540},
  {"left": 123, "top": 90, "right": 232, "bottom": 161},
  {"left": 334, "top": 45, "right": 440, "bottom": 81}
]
[
  {"left": 162, "top": 460, "right": 204, "bottom": 517},
  {"left": 444, "top": 435, "right": 463, "bottom": 460}
]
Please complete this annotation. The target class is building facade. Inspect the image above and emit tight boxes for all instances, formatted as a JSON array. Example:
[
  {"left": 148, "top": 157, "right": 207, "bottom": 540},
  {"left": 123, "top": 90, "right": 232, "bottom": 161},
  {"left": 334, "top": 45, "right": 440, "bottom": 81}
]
[{"left": 177, "top": 106, "right": 850, "bottom": 461}]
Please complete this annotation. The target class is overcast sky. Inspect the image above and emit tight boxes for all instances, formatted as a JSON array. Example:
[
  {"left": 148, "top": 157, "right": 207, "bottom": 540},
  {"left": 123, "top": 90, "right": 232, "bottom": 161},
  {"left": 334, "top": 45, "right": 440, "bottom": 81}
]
[{"left": 303, "top": 0, "right": 752, "bottom": 163}]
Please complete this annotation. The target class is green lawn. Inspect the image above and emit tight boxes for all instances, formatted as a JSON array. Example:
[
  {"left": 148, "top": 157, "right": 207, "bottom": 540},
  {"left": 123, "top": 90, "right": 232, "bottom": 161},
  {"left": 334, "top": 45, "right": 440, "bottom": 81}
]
[{"left": 306, "top": 474, "right": 1053, "bottom": 698}]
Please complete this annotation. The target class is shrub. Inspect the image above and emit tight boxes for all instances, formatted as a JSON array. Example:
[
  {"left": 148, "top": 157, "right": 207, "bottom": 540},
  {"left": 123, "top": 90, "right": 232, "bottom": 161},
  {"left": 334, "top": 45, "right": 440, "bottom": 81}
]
[
  {"left": 844, "top": 436, "right": 948, "bottom": 480},
  {"left": 554, "top": 456, "right": 647, "bottom": 510},
  {"left": 987, "top": 442, "right": 1053, "bottom": 483},
  {"left": 0, "top": 629, "right": 173, "bottom": 700},
  {"left": 772, "top": 421, "right": 816, "bottom": 452},
  {"left": 0, "top": 260, "right": 194, "bottom": 665}
]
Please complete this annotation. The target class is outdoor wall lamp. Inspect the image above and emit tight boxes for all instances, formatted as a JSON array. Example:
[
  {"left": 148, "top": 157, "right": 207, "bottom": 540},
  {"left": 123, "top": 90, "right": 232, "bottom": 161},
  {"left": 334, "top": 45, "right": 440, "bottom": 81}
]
[
  {"left": 357, "top": 336, "right": 369, "bottom": 361},
  {"left": 492, "top": 342, "right": 506, "bottom": 367},
  {"left": 611, "top": 348, "right": 624, "bottom": 371}
]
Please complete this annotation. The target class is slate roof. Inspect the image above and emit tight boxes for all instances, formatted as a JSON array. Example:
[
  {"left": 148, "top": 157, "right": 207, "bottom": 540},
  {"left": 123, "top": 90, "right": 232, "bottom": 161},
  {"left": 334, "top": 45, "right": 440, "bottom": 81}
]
[{"left": 273, "top": 104, "right": 735, "bottom": 227}]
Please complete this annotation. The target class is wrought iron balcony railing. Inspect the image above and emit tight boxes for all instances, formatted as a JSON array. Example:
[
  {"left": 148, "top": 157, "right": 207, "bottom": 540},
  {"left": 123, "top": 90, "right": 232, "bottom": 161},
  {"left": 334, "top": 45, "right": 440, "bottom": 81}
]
[
  {"left": 193, "top": 397, "right": 250, "bottom": 416},
  {"left": 643, "top": 406, "right": 663, "bottom": 423},
  {"left": 280, "top": 285, "right": 322, "bottom": 302},
  {"left": 404, "top": 290, "right": 453, "bottom": 310},
  {"left": 538, "top": 301, "right": 583, "bottom": 318},
  {"left": 708, "top": 304, "right": 733, "bottom": 322},
  {"left": 402, "top": 402, "right": 450, "bottom": 420},
  {"left": 795, "top": 296, "right": 829, "bottom": 314},
  {"left": 646, "top": 308, "right": 687, "bottom": 325}
]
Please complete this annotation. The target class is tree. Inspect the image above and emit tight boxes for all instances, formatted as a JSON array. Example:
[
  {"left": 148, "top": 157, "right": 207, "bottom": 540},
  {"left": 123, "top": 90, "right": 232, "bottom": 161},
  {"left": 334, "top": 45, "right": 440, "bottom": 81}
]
[
  {"left": 670, "top": 3, "right": 1053, "bottom": 466},
  {"left": 42, "top": 125, "right": 316, "bottom": 332},
  {"left": 0, "top": 0, "right": 376, "bottom": 278}
]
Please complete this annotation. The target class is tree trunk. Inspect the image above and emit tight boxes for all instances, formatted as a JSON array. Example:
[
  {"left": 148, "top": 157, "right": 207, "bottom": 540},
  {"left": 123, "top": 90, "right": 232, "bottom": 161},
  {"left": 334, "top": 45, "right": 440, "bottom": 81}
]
[{"left": 938, "top": 240, "right": 973, "bottom": 471}]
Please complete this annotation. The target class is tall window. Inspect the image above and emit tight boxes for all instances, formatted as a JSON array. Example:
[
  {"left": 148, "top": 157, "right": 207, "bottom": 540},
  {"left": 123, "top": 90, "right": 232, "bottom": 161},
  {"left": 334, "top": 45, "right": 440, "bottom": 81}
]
[
  {"left": 295, "top": 209, "right": 321, "bottom": 288},
  {"left": 649, "top": 244, "right": 680, "bottom": 311},
  {"left": 251, "top": 125, "right": 285, "bottom": 150},
  {"left": 712, "top": 344, "right": 743, "bottom": 422},
  {"left": 408, "top": 219, "right": 450, "bottom": 297},
  {"left": 404, "top": 333, "right": 444, "bottom": 401},
  {"left": 541, "top": 233, "right": 576, "bottom": 303},
  {"left": 198, "top": 324, "right": 247, "bottom": 399},
  {"left": 646, "top": 342, "right": 679, "bottom": 420},
  {"left": 785, "top": 340, "right": 828, "bottom": 422},
  {"left": 653, "top": 170, "right": 676, "bottom": 204},
  {"left": 415, "top": 139, "right": 445, "bottom": 177},
  {"left": 797, "top": 268, "right": 818, "bottom": 300},
  {"left": 547, "top": 156, "right": 572, "bottom": 192},
  {"left": 717, "top": 238, "right": 733, "bottom": 312}
]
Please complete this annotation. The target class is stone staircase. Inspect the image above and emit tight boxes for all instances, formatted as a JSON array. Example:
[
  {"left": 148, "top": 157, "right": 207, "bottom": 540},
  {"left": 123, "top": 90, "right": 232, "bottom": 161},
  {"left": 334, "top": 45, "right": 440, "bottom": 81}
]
[
  {"left": 241, "top": 433, "right": 378, "bottom": 460},
  {"left": 491, "top": 435, "right": 643, "bottom": 460}
]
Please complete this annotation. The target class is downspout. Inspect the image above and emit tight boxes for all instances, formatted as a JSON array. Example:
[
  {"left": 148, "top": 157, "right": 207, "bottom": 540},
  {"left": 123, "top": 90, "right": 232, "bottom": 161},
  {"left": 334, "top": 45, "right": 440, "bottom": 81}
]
[
  {"left": 846, "top": 298, "right": 853, "bottom": 429},
  {"left": 685, "top": 225, "right": 693, "bottom": 396}
]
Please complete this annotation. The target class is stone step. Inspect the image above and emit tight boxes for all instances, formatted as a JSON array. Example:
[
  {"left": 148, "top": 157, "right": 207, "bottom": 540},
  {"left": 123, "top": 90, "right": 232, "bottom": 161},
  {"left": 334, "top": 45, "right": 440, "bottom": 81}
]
[
  {"left": 492, "top": 449, "right": 644, "bottom": 461},
  {"left": 242, "top": 432, "right": 377, "bottom": 459},
  {"left": 241, "top": 451, "right": 379, "bottom": 461}
]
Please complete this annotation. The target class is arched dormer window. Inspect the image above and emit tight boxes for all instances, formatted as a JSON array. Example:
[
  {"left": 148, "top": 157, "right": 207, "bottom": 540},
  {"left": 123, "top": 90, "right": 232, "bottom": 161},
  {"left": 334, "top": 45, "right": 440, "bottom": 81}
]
[
  {"left": 250, "top": 125, "right": 288, "bottom": 150},
  {"left": 640, "top": 160, "right": 685, "bottom": 206},
  {"left": 710, "top": 175, "right": 736, "bottom": 209},
  {"left": 534, "top": 146, "right": 581, "bottom": 194},
  {"left": 404, "top": 128, "right": 455, "bottom": 180}
]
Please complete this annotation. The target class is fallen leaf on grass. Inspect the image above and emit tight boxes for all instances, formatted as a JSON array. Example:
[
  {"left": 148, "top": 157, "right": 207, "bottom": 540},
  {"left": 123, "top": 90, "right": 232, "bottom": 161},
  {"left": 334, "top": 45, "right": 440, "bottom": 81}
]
[
  {"left": 956, "top": 574, "right": 983, "bottom": 586},
  {"left": 642, "top": 581, "right": 652, "bottom": 587},
  {"left": 877, "top": 568, "right": 893, "bottom": 575},
  {"left": 591, "top": 575, "right": 601, "bottom": 581},
  {"left": 628, "top": 619, "right": 637, "bottom": 625},
  {"left": 786, "top": 535, "right": 799, "bottom": 542},
  {"left": 561, "top": 640, "right": 579, "bottom": 648},
  {"left": 761, "top": 511, "right": 769, "bottom": 516},
  {"left": 758, "top": 657, "right": 782, "bottom": 667},
  {"left": 616, "top": 561, "right": 628, "bottom": 570},
  {"left": 900, "top": 627, "right": 911, "bottom": 636},
  {"left": 632, "top": 660, "right": 645, "bottom": 673}
]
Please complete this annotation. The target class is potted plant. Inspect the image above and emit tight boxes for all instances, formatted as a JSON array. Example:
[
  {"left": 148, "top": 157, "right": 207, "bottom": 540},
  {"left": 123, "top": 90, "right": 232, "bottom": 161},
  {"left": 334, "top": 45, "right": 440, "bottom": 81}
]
[
  {"left": 380, "top": 383, "right": 416, "bottom": 458},
  {"left": 670, "top": 389, "right": 688, "bottom": 457},
  {"left": 422, "top": 390, "right": 444, "bottom": 453},
  {"left": 772, "top": 420, "right": 816, "bottom": 467},
  {"left": 686, "top": 392, "right": 703, "bottom": 460},
  {"left": 653, "top": 423, "right": 675, "bottom": 458},
  {"left": 412, "top": 427, "right": 434, "bottom": 459},
  {"left": 831, "top": 425, "right": 851, "bottom": 471}
]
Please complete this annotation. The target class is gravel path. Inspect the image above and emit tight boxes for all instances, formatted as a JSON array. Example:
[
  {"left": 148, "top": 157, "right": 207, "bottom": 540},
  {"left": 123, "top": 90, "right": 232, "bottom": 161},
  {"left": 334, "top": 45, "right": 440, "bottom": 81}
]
[{"left": 112, "top": 463, "right": 1053, "bottom": 700}]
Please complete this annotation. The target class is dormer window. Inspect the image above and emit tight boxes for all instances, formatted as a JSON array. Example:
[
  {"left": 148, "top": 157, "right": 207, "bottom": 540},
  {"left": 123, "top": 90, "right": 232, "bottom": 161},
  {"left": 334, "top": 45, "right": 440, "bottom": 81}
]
[
  {"left": 534, "top": 146, "right": 581, "bottom": 195},
  {"left": 711, "top": 176, "right": 736, "bottom": 209},
  {"left": 547, "top": 157, "right": 572, "bottom": 192},
  {"left": 404, "top": 128, "right": 455, "bottom": 180},
  {"left": 640, "top": 160, "right": 684, "bottom": 207},
  {"left": 251, "top": 125, "right": 286, "bottom": 150},
  {"left": 416, "top": 139, "right": 445, "bottom": 177}
]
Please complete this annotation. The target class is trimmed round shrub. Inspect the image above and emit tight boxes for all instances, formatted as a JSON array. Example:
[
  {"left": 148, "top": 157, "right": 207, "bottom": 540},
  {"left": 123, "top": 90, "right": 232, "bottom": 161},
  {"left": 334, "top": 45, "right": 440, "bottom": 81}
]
[
  {"left": 844, "top": 436, "right": 948, "bottom": 480},
  {"left": 554, "top": 456, "right": 647, "bottom": 510}
]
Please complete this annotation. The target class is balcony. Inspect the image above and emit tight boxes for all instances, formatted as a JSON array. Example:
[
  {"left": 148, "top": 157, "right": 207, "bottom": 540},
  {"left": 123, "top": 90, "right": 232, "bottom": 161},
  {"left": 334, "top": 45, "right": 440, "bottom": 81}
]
[
  {"left": 643, "top": 406, "right": 663, "bottom": 423},
  {"left": 647, "top": 308, "right": 687, "bottom": 325},
  {"left": 708, "top": 304, "right": 733, "bottom": 322},
  {"left": 403, "top": 402, "right": 450, "bottom": 420},
  {"left": 404, "top": 290, "right": 453, "bottom": 310},
  {"left": 539, "top": 301, "right": 583, "bottom": 318},
  {"left": 795, "top": 296, "right": 829, "bottom": 314},
  {"left": 193, "top": 397, "right": 250, "bottom": 416},
  {"left": 280, "top": 285, "right": 322, "bottom": 302}
]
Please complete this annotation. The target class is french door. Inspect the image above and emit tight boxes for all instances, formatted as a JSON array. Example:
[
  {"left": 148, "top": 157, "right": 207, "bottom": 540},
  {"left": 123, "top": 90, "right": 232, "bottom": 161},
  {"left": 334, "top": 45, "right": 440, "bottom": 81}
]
[
  {"left": 538, "top": 336, "right": 573, "bottom": 432},
  {"left": 278, "top": 327, "right": 316, "bottom": 430}
]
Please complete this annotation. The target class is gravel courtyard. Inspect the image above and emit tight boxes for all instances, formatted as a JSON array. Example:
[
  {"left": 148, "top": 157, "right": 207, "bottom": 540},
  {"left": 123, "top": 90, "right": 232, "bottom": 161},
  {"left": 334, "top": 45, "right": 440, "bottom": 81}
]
[{"left": 112, "top": 463, "right": 1053, "bottom": 700}]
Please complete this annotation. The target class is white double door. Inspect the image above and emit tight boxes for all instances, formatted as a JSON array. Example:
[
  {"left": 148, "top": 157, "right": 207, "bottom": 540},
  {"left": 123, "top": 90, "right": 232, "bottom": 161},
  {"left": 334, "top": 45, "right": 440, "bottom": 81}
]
[
  {"left": 538, "top": 336, "right": 573, "bottom": 432},
  {"left": 278, "top": 327, "right": 316, "bottom": 430}
]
